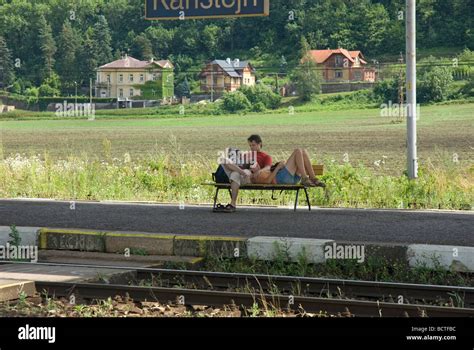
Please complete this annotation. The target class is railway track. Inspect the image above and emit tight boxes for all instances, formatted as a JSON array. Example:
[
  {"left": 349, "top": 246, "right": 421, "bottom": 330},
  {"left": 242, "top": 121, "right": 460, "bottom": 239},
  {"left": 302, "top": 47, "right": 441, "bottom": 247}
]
[{"left": 2, "top": 261, "right": 474, "bottom": 317}]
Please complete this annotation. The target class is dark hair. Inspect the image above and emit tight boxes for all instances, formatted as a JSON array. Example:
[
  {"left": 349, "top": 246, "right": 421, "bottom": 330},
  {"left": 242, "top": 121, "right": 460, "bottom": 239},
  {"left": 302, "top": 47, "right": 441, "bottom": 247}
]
[
  {"left": 247, "top": 134, "right": 263, "bottom": 145},
  {"left": 270, "top": 162, "right": 281, "bottom": 172}
]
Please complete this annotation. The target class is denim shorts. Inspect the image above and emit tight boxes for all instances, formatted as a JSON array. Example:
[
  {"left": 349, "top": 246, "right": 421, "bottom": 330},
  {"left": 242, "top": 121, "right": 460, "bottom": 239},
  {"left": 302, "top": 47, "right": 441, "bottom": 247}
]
[{"left": 276, "top": 167, "right": 301, "bottom": 185}]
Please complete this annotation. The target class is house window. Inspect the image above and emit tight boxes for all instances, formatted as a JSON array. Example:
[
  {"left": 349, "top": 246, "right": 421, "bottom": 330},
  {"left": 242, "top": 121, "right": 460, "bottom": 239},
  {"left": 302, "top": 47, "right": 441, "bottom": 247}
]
[
  {"left": 140, "top": 74, "right": 144, "bottom": 82},
  {"left": 152, "top": 73, "right": 158, "bottom": 81},
  {"left": 119, "top": 88, "right": 123, "bottom": 98},
  {"left": 106, "top": 74, "right": 111, "bottom": 83},
  {"left": 354, "top": 71, "right": 362, "bottom": 80},
  {"left": 130, "top": 88, "right": 134, "bottom": 97},
  {"left": 119, "top": 74, "right": 123, "bottom": 83},
  {"left": 129, "top": 74, "right": 134, "bottom": 82},
  {"left": 335, "top": 71, "right": 343, "bottom": 79},
  {"left": 335, "top": 56, "right": 343, "bottom": 67}
]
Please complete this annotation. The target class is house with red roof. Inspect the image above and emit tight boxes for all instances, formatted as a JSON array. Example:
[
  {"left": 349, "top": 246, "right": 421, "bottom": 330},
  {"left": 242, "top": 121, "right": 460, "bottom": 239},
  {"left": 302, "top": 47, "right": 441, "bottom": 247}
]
[
  {"left": 95, "top": 55, "right": 174, "bottom": 99},
  {"left": 306, "top": 49, "right": 376, "bottom": 83}
]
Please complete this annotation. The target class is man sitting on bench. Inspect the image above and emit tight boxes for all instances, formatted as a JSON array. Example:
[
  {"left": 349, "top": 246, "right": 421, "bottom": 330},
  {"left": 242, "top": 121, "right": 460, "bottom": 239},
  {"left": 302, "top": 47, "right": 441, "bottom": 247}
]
[{"left": 218, "top": 134, "right": 273, "bottom": 213}]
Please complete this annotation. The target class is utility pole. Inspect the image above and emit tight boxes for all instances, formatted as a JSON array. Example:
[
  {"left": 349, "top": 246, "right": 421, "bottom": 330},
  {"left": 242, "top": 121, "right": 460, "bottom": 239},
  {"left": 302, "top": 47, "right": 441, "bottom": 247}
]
[
  {"left": 74, "top": 81, "right": 78, "bottom": 117},
  {"left": 210, "top": 66, "right": 214, "bottom": 102},
  {"left": 89, "top": 78, "right": 93, "bottom": 106},
  {"left": 398, "top": 52, "right": 404, "bottom": 123},
  {"left": 406, "top": 0, "right": 418, "bottom": 179}
]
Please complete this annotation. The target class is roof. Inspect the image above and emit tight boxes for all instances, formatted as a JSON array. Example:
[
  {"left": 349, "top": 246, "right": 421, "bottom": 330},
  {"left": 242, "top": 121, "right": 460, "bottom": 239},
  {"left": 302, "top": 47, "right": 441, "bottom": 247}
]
[
  {"left": 307, "top": 49, "right": 367, "bottom": 65},
  {"left": 98, "top": 56, "right": 174, "bottom": 70},
  {"left": 205, "top": 59, "right": 254, "bottom": 78}
]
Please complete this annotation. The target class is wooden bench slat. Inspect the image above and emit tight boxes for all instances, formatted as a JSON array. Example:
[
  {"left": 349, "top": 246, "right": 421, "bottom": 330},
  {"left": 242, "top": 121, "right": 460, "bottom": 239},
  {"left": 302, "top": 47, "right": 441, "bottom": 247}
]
[{"left": 312, "top": 164, "right": 324, "bottom": 176}]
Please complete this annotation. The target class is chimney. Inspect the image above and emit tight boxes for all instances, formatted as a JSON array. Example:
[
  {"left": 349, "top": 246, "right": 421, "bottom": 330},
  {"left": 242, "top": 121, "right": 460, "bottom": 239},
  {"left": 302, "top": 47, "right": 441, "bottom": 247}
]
[
  {"left": 233, "top": 58, "right": 240, "bottom": 67},
  {"left": 226, "top": 58, "right": 231, "bottom": 65}
]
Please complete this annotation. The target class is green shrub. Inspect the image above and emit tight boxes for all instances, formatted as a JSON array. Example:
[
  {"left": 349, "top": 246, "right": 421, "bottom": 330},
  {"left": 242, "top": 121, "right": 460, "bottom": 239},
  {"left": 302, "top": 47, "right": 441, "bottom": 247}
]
[
  {"left": 419, "top": 66, "right": 454, "bottom": 103},
  {"left": 252, "top": 101, "right": 266, "bottom": 112},
  {"left": 373, "top": 78, "right": 400, "bottom": 103},
  {"left": 221, "top": 91, "right": 251, "bottom": 113},
  {"left": 460, "top": 75, "right": 474, "bottom": 97},
  {"left": 240, "top": 84, "right": 281, "bottom": 109}
]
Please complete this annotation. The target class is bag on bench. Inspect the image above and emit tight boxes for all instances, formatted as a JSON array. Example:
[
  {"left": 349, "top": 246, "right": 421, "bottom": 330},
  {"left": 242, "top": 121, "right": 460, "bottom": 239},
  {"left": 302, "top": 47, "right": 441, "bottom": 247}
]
[{"left": 213, "top": 165, "right": 230, "bottom": 183}]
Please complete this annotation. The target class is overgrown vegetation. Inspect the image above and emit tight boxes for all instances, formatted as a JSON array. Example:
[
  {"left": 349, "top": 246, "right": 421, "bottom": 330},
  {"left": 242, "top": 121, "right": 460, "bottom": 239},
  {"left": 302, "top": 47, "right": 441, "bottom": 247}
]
[
  {"left": 170, "top": 252, "right": 473, "bottom": 288},
  {"left": 0, "top": 0, "right": 472, "bottom": 96},
  {"left": 0, "top": 151, "right": 471, "bottom": 211}
]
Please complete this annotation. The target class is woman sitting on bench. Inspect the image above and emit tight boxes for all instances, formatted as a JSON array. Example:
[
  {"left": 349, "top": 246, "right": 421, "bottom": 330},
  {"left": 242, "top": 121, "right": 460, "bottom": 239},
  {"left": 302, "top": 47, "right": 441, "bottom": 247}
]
[{"left": 251, "top": 148, "right": 325, "bottom": 187}]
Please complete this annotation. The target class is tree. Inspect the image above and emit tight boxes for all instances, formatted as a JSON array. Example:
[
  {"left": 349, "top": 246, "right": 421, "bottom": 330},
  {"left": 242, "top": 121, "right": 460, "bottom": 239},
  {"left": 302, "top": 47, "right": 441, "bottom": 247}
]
[
  {"left": 175, "top": 78, "right": 191, "bottom": 98},
  {"left": 78, "top": 28, "right": 98, "bottom": 81},
  {"left": 39, "top": 72, "right": 61, "bottom": 97},
  {"left": 38, "top": 16, "right": 57, "bottom": 79},
  {"left": 56, "top": 20, "right": 80, "bottom": 91},
  {"left": 92, "top": 15, "right": 113, "bottom": 66},
  {"left": 292, "top": 36, "right": 321, "bottom": 102},
  {"left": 0, "top": 36, "right": 14, "bottom": 88},
  {"left": 201, "top": 25, "right": 220, "bottom": 57},
  {"left": 130, "top": 33, "right": 153, "bottom": 60}
]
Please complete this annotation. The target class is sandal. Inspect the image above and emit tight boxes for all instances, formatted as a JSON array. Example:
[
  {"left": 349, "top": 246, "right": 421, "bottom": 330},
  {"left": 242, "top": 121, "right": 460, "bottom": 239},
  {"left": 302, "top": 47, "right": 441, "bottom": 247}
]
[
  {"left": 213, "top": 203, "right": 226, "bottom": 213},
  {"left": 222, "top": 204, "right": 236, "bottom": 213},
  {"left": 300, "top": 177, "right": 317, "bottom": 187},
  {"left": 311, "top": 178, "right": 326, "bottom": 188}
]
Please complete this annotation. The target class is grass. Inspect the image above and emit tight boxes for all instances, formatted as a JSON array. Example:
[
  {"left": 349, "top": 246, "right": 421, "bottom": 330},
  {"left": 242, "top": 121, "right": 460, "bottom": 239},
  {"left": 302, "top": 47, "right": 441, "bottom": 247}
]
[
  {"left": 170, "top": 251, "right": 474, "bottom": 288},
  {"left": 0, "top": 103, "right": 471, "bottom": 210},
  {"left": 0, "top": 149, "right": 471, "bottom": 210},
  {"left": 0, "top": 103, "right": 472, "bottom": 175}
]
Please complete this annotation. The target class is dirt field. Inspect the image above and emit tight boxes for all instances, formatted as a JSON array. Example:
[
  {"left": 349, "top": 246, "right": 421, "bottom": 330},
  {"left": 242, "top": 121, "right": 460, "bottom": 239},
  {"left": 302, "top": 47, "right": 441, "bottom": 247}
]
[{"left": 0, "top": 104, "right": 472, "bottom": 175}]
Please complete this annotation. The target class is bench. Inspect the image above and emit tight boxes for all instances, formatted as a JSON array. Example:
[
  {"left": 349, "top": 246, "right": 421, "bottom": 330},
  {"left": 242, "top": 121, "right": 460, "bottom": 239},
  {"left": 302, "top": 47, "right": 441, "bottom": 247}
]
[{"left": 203, "top": 165, "right": 324, "bottom": 211}]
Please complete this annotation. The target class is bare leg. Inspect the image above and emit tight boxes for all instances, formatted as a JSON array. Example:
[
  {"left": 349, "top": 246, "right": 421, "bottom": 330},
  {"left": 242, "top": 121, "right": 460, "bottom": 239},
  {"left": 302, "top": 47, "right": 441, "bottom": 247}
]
[
  {"left": 301, "top": 149, "right": 317, "bottom": 179},
  {"left": 223, "top": 163, "right": 242, "bottom": 174},
  {"left": 230, "top": 180, "right": 239, "bottom": 207},
  {"left": 301, "top": 149, "right": 325, "bottom": 187},
  {"left": 284, "top": 149, "right": 308, "bottom": 177}
]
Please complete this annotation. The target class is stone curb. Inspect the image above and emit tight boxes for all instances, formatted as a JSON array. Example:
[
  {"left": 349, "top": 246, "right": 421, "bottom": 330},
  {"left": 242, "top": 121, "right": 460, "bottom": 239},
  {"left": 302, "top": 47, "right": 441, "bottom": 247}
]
[{"left": 1, "top": 227, "right": 473, "bottom": 272}]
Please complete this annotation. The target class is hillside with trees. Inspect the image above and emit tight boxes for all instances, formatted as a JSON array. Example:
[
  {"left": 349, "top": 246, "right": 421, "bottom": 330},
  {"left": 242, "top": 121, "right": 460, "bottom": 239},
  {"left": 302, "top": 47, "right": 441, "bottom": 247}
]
[{"left": 0, "top": 0, "right": 473, "bottom": 96}]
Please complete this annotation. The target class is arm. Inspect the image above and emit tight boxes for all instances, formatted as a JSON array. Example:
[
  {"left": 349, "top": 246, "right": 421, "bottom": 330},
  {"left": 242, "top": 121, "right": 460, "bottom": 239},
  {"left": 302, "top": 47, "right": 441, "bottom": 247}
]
[{"left": 223, "top": 159, "right": 250, "bottom": 176}]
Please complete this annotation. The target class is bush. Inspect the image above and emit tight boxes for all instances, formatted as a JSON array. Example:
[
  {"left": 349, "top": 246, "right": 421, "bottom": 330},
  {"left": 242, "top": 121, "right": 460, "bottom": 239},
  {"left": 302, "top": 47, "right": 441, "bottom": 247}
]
[
  {"left": 24, "top": 87, "right": 39, "bottom": 104},
  {"left": 239, "top": 84, "right": 281, "bottom": 109},
  {"left": 252, "top": 101, "right": 266, "bottom": 112},
  {"left": 373, "top": 78, "right": 401, "bottom": 104},
  {"left": 418, "top": 66, "right": 454, "bottom": 103},
  {"left": 460, "top": 75, "right": 474, "bottom": 97},
  {"left": 39, "top": 83, "right": 60, "bottom": 97},
  {"left": 221, "top": 91, "right": 251, "bottom": 113},
  {"left": 319, "top": 90, "right": 376, "bottom": 106}
]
